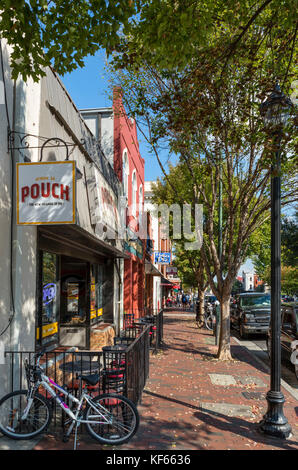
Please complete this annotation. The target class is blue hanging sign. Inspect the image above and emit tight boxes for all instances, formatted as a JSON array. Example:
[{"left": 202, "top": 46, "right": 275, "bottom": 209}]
[{"left": 154, "top": 252, "right": 171, "bottom": 264}]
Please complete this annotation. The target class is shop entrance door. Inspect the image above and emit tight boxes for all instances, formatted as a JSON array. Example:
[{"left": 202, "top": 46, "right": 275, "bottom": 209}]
[{"left": 59, "top": 256, "right": 89, "bottom": 348}]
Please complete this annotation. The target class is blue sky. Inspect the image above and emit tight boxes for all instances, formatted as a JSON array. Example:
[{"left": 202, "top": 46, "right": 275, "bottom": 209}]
[
  {"left": 62, "top": 51, "right": 254, "bottom": 275},
  {"left": 61, "top": 50, "right": 175, "bottom": 183}
]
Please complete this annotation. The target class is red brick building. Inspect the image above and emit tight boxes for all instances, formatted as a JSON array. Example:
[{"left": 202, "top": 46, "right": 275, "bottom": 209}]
[{"left": 113, "top": 88, "right": 146, "bottom": 317}]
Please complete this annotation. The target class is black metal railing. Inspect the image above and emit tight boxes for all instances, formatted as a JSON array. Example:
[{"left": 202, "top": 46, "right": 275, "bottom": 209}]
[
  {"left": 123, "top": 309, "right": 164, "bottom": 349},
  {"left": 3, "top": 310, "right": 163, "bottom": 430},
  {"left": 124, "top": 325, "right": 150, "bottom": 404},
  {"left": 3, "top": 350, "right": 104, "bottom": 428},
  {"left": 154, "top": 309, "right": 164, "bottom": 352},
  {"left": 3, "top": 323, "right": 153, "bottom": 429}
]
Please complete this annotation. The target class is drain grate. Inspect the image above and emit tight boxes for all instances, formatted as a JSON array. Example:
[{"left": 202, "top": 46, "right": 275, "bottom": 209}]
[{"left": 242, "top": 391, "right": 266, "bottom": 400}]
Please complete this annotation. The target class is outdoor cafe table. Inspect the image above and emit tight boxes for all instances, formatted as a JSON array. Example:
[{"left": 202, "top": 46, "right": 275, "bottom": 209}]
[
  {"left": 59, "top": 360, "right": 102, "bottom": 374},
  {"left": 102, "top": 344, "right": 127, "bottom": 353}
]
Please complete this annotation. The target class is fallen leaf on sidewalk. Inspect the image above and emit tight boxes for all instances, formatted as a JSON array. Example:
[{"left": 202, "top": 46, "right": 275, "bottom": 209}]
[{"left": 251, "top": 405, "right": 261, "bottom": 415}]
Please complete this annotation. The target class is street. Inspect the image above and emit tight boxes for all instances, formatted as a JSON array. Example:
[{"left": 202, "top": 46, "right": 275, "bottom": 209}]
[{"left": 231, "top": 330, "right": 298, "bottom": 391}]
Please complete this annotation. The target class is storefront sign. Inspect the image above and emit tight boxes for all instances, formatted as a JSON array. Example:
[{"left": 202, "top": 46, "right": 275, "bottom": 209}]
[
  {"left": 154, "top": 252, "right": 171, "bottom": 264},
  {"left": 17, "top": 161, "right": 76, "bottom": 225},
  {"left": 124, "top": 238, "right": 143, "bottom": 259},
  {"left": 43, "top": 283, "right": 57, "bottom": 305},
  {"left": 36, "top": 322, "right": 59, "bottom": 340},
  {"left": 85, "top": 163, "right": 119, "bottom": 235},
  {"left": 166, "top": 266, "right": 178, "bottom": 275},
  {"left": 90, "top": 278, "right": 97, "bottom": 319}
]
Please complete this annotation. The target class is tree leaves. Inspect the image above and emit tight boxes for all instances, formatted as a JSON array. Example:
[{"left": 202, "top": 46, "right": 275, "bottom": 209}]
[{"left": 0, "top": 0, "right": 136, "bottom": 81}]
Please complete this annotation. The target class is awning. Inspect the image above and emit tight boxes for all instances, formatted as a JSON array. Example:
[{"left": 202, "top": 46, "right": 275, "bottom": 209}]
[
  {"left": 160, "top": 277, "right": 174, "bottom": 287},
  {"left": 145, "top": 260, "right": 163, "bottom": 276},
  {"left": 38, "top": 225, "right": 130, "bottom": 261}
]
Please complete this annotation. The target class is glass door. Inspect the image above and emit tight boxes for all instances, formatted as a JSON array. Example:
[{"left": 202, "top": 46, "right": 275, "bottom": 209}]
[
  {"left": 60, "top": 257, "right": 88, "bottom": 325},
  {"left": 37, "top": 251, "right": 60, "bottom": 349}
]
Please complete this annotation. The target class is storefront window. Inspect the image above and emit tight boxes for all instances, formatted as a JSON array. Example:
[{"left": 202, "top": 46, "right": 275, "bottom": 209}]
[
  {"left": 90, "top": 264, "right": 104, "bottom": 322},
  {"left": 102, "top": 261, "right": 114, "bottom": 323},
  {"left": 38, "top": 251, "right": 59, "bottom": 348},
  {"left": 60, "top": 258, "right": 87, "bottom": 325}
]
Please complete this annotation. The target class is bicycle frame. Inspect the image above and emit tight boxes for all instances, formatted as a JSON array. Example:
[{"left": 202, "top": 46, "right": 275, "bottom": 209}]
[
  {"left": 0, "top": 354, "right": 138, "bottom": 451},
  {"left": 27, "top": 371, "right": 114, "bottom": 428}
]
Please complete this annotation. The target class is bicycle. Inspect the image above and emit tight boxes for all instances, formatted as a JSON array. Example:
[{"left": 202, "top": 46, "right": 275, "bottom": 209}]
[
  {"left": 0, "top": 351, "right": 139, "bottom": 450},
  {"left": 195, "top": 303, "right": 215, "bottom": 331}
]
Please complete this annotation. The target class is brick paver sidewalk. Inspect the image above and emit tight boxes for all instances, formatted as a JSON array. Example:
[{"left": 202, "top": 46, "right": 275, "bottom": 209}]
[{"left": 34, "top": 313, "right": 298, "bottom": 451}]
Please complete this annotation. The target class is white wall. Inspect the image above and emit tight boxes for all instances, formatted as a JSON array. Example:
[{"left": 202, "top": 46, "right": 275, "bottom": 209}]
[
  {"left": 242, "top": 271, "right": 254, "bottom": 291},
  {"left": 0, "top": 40, "right": 15, "bottom": 395},
  {"left": 80, "top": 109, "right": 114, "bottom": 168},
  {"left": 0, "top": 49, "right": 121, "bottom": 395},
  {"left": 100, "top": 112, "right": 114, "bottom": 167},
  {"left": 0, "top": 40, "right": 40, "bottom": 395},
  {"left": 144, "top": 181, "right": 162, "bottom": 311}
]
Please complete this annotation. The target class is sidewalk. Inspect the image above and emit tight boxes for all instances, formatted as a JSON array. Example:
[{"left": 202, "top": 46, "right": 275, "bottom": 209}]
[{"left": 5, "top": 312, "right": 298, "bottom": 451}]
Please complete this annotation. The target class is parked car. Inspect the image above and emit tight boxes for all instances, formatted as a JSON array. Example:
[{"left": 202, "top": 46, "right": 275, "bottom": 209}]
[
  {"left": 266, "top": 302, "right": 298, "bottom": 380},
  {"left": 230, "top": 292, "right": 271, "bottom": 338},
  {"left": 204, "top": 295, "right": 217, "bottom": 305},
  {"left": 282, "top": 295, "right": 295, "bottom": 303}
]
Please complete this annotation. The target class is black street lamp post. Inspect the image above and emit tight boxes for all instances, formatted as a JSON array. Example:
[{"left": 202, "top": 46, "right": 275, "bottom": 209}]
[{"left": 259, "top": 83, "right": 293, "bottom": 439}]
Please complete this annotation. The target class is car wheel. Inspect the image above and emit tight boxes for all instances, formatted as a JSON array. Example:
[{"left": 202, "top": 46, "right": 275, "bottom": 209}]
[{"left": 239, "top": 322, "right": 247, "bottom": 339}]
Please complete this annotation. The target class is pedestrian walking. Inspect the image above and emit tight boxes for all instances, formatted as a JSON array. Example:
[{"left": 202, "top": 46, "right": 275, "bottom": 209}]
[{"left": 182, "top": 293, "right": 186, "bottom": 310}]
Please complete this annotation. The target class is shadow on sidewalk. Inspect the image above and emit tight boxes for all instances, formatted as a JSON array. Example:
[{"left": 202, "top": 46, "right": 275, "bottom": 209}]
[
  {"left": 143, "top": 390, "right": 298, "bottom": 450},
  {"left": 144, "top": 390, "right": 202, "bottom": 411},
  {"left": 230, "top": 344, "right": 269, "bottom": 374},
  {"left": 193, "top": 406, "right": 298, "bottom": 451},
  {"left": 160, "top": 340, "right": 216, "bottom": 358}
]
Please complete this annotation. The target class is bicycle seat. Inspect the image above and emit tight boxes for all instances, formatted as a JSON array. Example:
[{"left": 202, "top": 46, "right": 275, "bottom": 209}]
[{"left": 79, "top": 373, "right": 100, "bottom": 386}]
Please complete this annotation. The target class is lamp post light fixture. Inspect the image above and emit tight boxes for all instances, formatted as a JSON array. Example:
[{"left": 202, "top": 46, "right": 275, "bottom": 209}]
[{"left": 259, "top": 83, "right": 293, "bottom": 439}]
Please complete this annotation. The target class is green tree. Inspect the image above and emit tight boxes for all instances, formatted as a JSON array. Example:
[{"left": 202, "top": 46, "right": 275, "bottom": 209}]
[
  {"left": 281, "top": 266, "right": 298, "bottom": 295},
  {"left": 152, "top": 163, "right": 210, "bottom": 326},
  {"left": 108, "top": 31, "right": 297, "bottom": 359},
  {"left": 281, "top": 210, "right": 298, "bottom": 267},
  {"left": 252, "top": 211, "right": 298, "bottom": 293},
  {"left": 0, "top": 0, "right": 136, "bottom": 81},
  {"left": 2, "top": 0, "right": 297, "bottom": 84}
]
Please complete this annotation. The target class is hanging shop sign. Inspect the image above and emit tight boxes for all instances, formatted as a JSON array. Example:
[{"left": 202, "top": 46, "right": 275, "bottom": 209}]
[
  {"left": 166, "top": 266, "right": 178, "bottom": 275},
  {"left": 124, "top": 237, "right": 144, "bottom": 260},
  {"left": 154, "top": 252, "right": 171, "bottom": 264},
  {"left": 85, "top": 163, "right": 119, "bottom": 236},
  {"left": 16, "top": 161, "right": 76, "bottom": 225}
]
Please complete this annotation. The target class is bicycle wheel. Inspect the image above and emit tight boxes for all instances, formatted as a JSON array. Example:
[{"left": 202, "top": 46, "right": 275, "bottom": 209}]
[
  {"left": 205, "top": 315, "right": 213, "bottom": 330},
  {"left": 84, "top": 393, "right": 139, "bottom": 445},
  {"left": 0, "top": 390, "right": 52, "bottom": 440}
]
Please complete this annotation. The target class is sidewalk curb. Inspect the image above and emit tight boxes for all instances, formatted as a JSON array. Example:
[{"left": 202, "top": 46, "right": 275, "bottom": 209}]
[{"left": 232, "top": 336, "right": 298, "bottom": 401}]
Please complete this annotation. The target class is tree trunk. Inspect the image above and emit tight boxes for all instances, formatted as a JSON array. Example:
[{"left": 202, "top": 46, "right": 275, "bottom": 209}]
[
  {"left": 216, "top": 296, "right": 232, "bottom": 360},
  {"left": 196, "top": 288, "right": 206, "bottom": 328}
]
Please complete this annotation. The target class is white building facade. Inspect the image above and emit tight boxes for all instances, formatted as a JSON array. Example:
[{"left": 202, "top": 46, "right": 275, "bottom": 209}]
[
  {"left": 242, "top": 271, "right": 255, "bottom": 291},
  {"left": 144, "top": 181, "right": 163, "bottom": 311},
  {"left": 0, "top": 40, "right": 126, "bottom": 396}
]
